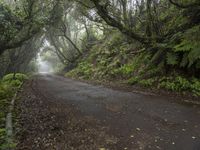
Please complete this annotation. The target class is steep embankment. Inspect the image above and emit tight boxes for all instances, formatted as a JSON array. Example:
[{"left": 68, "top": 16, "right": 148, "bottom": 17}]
[{"left": 66, "top": 28, "right": 200, "bottom": 99}]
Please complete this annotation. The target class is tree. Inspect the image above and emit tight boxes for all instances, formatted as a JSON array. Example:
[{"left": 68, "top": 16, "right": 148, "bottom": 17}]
[{"left": 0, "top": 0, "right": 59, "bottom": 55}]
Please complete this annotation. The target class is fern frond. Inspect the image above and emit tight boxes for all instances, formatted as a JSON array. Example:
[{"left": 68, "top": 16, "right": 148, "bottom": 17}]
[
  {"left": 180, "top": 53, "right": 189, "bottom": 67},
  {"left": 188, "top": 46, "right": 200, "bottom": 67},
  {"left": 196, "top": 60, "right": 200, "bottom": 69},
  {"left": 166, "top": 52, "right": 178, "bottom": 65}
]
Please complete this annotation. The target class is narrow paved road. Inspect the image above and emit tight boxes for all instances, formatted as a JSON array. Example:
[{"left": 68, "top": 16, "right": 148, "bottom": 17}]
[{"left": 17, "top": 74, "right": 200, "bottom": 150}]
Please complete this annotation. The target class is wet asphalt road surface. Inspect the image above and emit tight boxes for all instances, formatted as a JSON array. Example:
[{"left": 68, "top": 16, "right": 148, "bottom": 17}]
[{"left": 27, "top": 74, "right": 200, "bottom": 150}]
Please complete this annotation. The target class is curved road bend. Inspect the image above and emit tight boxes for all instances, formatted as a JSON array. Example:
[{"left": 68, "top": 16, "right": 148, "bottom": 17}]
[{"left": 30, "top": 74, "right": 200, "bottom": 150}]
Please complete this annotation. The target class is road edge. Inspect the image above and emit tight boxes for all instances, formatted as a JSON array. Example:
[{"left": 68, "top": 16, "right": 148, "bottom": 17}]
[{"left": 4, "top": 84, "right": 22, "bottom": 150}]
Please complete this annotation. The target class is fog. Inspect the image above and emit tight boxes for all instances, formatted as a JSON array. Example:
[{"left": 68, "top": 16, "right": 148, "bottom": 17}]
[{"left": 37, "top": 54, "right": 53, "bottom": 73}]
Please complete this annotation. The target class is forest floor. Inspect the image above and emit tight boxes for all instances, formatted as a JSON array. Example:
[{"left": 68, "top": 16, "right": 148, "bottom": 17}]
[{"left": 15, "top": 74, "right": 200, "bottom": 150}]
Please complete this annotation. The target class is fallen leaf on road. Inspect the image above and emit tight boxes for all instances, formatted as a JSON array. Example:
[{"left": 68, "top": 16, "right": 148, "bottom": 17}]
[
  {"left": 136, "top": 128, "right": 141, "bottom": 131},
  {"left": 192, "top": 136, "right": 196, "bottom": 139}
]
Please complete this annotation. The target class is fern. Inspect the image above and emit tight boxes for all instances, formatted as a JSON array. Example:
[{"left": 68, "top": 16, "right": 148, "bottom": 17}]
[
  {"left": 174, "top": 40, "right": 194, "bottom": 52},
  {"left": 188, "top": 46, "right": 200, "bottom": 67},
  {"left": 166, "top": 52, "right": 178, "bottom": 65},
  {"left": 173, "top": 25, "right": 200, "bottom": 68},
  {"left": 196, "top": 61, "right": 200, "bottom": 69},
  {"left": 180, "top": 53, "right": 189, "bottom": 67}
]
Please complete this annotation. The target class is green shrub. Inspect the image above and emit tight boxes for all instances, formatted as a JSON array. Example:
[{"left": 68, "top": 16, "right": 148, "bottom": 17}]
[
  {"left": 139, "top": 78, "right": 156, "bottom": 87},
  {"left": 0, "top": 128, "right": 6, "bottom": 148},
  {"left": 66, "top": 62, "right": 93, "bottom": 79},
  {"left": 115, "top": 64, "right": 135, "bottom": 77},
  {"left": 127, "top": 75, "right": 200, "bottom": 96},
  {"left": 0, "top": 82, "right": 13, "bottom": 99},
  {"left": 128, "top": 77, "right": 155, "bottom": 87},
  {"left": 0, "top": 82, "right": 12, "bottom": 147},
  {"left": 8, "top": 80, "right": 22, "bottom": 87},
  {"left": 2, "top": 73, "right": 28, "bottom": 88},
  {"left": 159, "top": 76, "right": 190, "bottom": 91},
  {"left": 158, "top": 76, "right": 200, "bottom": 96},
  {"left": 2, "top": 73, "right": 28, "bottom": 83},
  {"left": 190, "top": 78, "right": 200, "bottom": 96},
  {"left": 127, "top": 76, "right": 140, "bottom": 85},
  {"left": 159, "top": 81, "right": 178, "bottom": 91},
  {"left": 0, "top": 73, "right": 27, "bottom": 147},
  {"left": 173, "top": 25, "right": 200, "bottom": 68}
]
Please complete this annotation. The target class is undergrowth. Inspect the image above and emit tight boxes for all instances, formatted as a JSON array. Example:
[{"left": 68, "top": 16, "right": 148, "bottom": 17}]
[
  {"left": 0, "top": 73, "right": 28, "bottom": 149},
  {"left": 66, "top": 31, "right": 200, "bottom": 97},
  {"left": 128, "top": 76, "right": 200, "bottom": 96}
]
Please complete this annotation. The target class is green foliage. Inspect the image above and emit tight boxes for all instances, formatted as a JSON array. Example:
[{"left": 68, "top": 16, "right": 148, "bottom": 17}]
[
  {"left": 70, "top": 31, "right": 148, "bottom": 81},
  {"left": 115, "top": 63, "right": 135, "bottom": 76},
  {"left": 2, "top": 73, "right": 28, "bottom": 82},
  {"left": 0, "top": 128, "right": 6, "bottom": 139},
  {"left": 139, "top": 79, "right": 156, "bottom": 87},
  {"left": 0, "top": 4, "right": 18, "bottom": 43},
  {"left": 0, "top": 73, "right": 27, "bottom": 147},
  {"left": 114, "top": 53, "right": 148, "bottom": 78},
  {"left": 173, "top": 25, "right": 200, "bottom": 68},
  {"left": 158, "top": 76, "right": 200, "bottom": 96},
  {"left": 159, "top": 76, "right": 190, "bottom": 91},
  {"left": 67, "top": 25, "right": 200, "bottom": 97},
  {"left": 0, "top": 128, "right": 6, "bottom": 148},
  {"left": 66, "top": 26, "right": 200, "bottom": 97},
  {"left": 0, "top": 81, "right": 13, "bottom": 147},
  {"left": 2, "top": 73, "right": 28, "bottom": 88},
  {"left": 127, "top": 76, "right": 140, "bottom": 85},
  {"left": 0, "top": 0, "right": 58, "bottom": 56},
  {"left": 127, "top": 77, "right": 156, "bottom": 87},
  {"left": 0, "top": 142, "right": 17, "bottom": 150},
  {"left": 127, "top": 75, "right": 200, "bottom": 96},
  {"left": 66, "top": 62, "right": 93, "bottom": 79},
  {"left": 190, "top": 78, "right": 200, "bottom": 96},
  {"left": 166, "top": 52, "right": 178, "bottom": 65},
  {"left": 0, "top": 82, "right": 13, "bottom": 99}
]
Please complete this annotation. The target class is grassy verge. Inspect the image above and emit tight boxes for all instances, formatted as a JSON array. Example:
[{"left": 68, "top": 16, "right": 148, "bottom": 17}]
[{"left": 0, "top": 73, "right": 28, "bottom": 149}]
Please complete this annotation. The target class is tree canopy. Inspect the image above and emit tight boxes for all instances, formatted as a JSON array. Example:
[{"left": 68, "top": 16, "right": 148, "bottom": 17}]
[{"left": 0, "top": 0, "right": 199, "bottom": 77}]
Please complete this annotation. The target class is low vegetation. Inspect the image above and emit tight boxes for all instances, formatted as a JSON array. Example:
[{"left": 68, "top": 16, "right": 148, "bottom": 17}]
[
  {"left": 0, "top": 73, "right": 28, "bottom": 149},
  {"left": 66, "top": 30, "right": 200, "bottom": 97}
]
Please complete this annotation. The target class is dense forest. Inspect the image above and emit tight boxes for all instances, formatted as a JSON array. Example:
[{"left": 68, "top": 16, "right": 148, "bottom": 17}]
[
  {"left": 0, "top": 0, "right": 200, "bottom": 148},
  {"left": 0, "top": 0, "right": 200, "bottom": 93}
]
